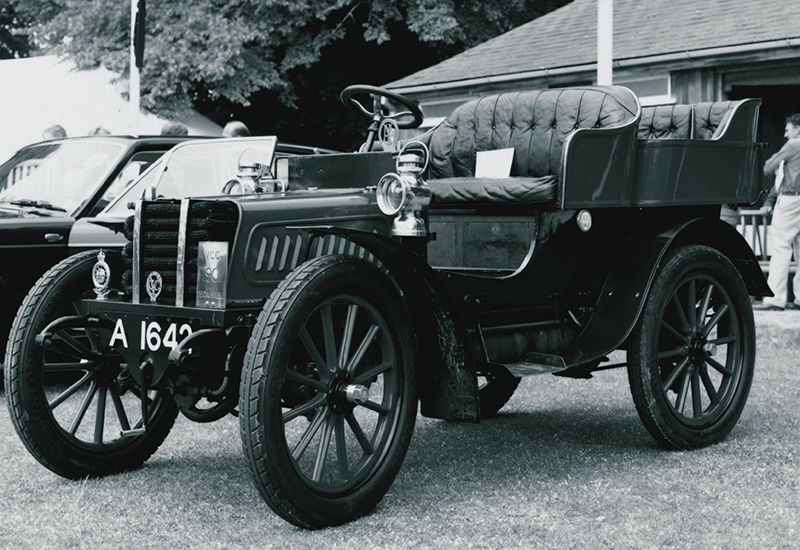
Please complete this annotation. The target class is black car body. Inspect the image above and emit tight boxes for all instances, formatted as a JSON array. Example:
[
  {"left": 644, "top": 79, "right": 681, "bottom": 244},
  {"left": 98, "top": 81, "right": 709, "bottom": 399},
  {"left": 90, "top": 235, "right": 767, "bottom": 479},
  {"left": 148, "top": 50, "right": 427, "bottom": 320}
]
[{"left": 5, "top": 85, "right": 770, "bottom": 529}]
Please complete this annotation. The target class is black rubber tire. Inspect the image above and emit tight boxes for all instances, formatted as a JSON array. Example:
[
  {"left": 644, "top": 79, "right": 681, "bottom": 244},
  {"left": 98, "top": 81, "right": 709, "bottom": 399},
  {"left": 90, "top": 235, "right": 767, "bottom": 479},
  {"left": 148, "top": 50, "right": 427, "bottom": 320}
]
[
  {"left": 627, "top": 245, "right": 755, "bottom": 450},
  {"left": 477, "top": 365, "right": 521, "bottom": 417},
  {"left": 4, "top": 250, "right": 178, "bottom": 479},
  {"left": 239, "top": 255, "right": 417, "bottom": 529}
]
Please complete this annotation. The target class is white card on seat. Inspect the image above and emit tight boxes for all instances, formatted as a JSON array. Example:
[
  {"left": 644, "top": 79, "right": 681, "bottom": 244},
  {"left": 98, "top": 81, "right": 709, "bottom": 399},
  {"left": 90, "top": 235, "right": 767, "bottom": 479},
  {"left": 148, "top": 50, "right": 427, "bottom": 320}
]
[{"left": 475, "top": 148, "right": 514, "bottom": 178}]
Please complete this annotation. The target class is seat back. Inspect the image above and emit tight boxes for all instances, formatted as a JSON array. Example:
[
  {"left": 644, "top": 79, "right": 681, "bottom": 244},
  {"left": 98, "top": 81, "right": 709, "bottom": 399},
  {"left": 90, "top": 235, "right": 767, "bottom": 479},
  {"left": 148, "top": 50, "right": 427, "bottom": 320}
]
[
  {"left": 638, "top": 101, "right": 741, "bottom": 140},
  {"left": 417, "top": 87, "right": 640, "bottom": 181}
]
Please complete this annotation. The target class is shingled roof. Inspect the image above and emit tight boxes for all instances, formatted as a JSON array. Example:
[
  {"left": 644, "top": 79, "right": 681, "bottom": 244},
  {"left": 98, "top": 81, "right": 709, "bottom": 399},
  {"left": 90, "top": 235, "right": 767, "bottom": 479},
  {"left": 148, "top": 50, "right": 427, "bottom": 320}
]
[{"left": 387, "top": 0, "right": 800, "bottom": 91}]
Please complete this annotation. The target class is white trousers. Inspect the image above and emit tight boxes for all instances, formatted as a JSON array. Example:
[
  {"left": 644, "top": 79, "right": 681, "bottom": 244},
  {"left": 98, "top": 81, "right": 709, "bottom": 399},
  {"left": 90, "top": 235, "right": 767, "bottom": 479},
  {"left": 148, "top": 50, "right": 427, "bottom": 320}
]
[{"left": 764, "top": 195, "right": 800, "bottom": 307}]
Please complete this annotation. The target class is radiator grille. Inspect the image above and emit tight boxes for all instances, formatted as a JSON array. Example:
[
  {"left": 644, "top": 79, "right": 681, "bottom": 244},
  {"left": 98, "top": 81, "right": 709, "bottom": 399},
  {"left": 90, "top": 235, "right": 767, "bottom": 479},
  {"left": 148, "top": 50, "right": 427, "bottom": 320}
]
[{"left": 122, "top": 199, "right": 238, "bottom": 306}]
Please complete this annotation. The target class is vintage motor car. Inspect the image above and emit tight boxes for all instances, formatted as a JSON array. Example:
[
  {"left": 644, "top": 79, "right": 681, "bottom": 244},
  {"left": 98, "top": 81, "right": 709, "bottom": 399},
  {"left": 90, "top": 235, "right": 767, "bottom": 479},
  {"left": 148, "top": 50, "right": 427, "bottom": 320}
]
[{"left": 4, "top": 85, "right": 769, "bottom": 529}]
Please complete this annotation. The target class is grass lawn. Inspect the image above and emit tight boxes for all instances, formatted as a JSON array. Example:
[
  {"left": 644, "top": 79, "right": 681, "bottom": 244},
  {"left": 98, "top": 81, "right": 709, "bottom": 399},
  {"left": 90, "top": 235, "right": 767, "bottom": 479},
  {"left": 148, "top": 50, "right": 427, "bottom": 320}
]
[{"left": 1, "top": 314, "right": 798, "bottom": 549}]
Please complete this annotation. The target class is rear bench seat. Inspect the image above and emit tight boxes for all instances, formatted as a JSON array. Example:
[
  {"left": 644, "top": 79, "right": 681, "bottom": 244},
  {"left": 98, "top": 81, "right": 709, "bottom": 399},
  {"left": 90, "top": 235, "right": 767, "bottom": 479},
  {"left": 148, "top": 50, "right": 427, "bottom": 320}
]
[
  {"left": 637, "top": 101, "right": 739, "bottom": 140},
  {"left": 414, "top": 86, "right": 640, "bottom": 206}
]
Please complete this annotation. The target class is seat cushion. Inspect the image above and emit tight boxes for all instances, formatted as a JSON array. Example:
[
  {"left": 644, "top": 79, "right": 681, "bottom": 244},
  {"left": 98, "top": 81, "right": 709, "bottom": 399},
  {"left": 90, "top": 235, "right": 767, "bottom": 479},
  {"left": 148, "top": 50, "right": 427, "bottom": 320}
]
[{"left": 428, "top": 175, "right": 557, "bottom": 206}]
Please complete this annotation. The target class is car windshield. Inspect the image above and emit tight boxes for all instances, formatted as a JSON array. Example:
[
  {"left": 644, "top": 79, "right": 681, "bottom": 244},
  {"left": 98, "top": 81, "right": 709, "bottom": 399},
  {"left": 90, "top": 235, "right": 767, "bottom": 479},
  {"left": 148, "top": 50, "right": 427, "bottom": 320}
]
[
  {"left": 0, "top": 141, "right": 126, "bottom": 215},
  {"left": 100, "top": 138, "right": 277, "bottom": 216}
]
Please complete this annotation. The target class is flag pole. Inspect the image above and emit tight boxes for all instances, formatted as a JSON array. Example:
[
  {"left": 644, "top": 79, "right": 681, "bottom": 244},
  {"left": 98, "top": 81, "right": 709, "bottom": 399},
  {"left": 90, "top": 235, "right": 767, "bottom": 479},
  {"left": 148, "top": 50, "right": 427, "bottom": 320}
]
[
  {"left": 130, "top": 0, "right": 145, "bottom": 136},
  {"left": 597, "top": 0, "right": 613, "bottom": 85}
]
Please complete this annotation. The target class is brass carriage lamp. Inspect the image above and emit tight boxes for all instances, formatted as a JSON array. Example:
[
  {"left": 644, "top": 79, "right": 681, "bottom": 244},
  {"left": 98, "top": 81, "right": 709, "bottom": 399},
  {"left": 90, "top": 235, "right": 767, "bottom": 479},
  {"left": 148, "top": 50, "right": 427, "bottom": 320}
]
[
  {"left": 224, "top": 148, "right": 286, "bottom": 194},
  {"left": 376, "top": 141, "right": 431, "bottom": 237}
]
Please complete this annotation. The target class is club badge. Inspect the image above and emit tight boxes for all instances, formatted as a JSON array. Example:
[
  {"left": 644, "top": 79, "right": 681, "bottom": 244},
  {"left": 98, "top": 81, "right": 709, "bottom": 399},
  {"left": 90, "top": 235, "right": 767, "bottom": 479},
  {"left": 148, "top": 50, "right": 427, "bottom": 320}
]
[
  {"left": 146, "top": 271, "right": 163, "bottom": 303},
  {"left": 378, "top": 119, "right": 400, "bottom": 151},
  {"left": 92, "top": 250, "right": 111, "bottom": 300}
]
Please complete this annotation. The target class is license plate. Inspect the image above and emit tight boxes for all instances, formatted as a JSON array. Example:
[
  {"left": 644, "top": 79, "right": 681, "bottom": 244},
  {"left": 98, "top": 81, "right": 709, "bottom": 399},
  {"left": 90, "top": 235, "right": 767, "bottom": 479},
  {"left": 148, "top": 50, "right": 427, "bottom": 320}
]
[{"left": 108, "top": 317, "right": 194, "bottom": 352}]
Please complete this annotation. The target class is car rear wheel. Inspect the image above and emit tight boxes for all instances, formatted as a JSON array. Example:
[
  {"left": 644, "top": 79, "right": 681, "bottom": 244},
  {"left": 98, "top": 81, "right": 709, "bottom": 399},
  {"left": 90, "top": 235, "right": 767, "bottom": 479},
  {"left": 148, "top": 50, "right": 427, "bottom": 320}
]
[
  {"left": 240, "top": 255, "right": 417, "bottom": 529},
  {"left": 627, "top": 245, "right": 754, "bottom": 449},
  {"left": 4, "top": 250, "right": 178, "bottom": 478}
]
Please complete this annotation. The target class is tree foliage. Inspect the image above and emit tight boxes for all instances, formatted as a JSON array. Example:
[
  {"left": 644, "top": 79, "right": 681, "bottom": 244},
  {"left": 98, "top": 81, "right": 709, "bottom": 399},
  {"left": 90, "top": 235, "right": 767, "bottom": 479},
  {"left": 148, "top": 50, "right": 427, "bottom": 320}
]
[
  {"left": 0, "top": 0, "right": 30, "bottom": 58},
  {"left": 10, "top": 0, "right": 570, "bottom": 147}
]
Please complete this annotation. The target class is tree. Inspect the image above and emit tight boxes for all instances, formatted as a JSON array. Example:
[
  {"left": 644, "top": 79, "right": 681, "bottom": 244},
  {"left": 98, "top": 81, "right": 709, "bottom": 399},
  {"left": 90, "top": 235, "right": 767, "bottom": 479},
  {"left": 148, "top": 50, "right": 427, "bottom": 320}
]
[
  {"left": 0, "top": 1, "right": 30, "bottom": 58},
  {"left": 11, "top": 0, "right": 571, "bottom": 148}
]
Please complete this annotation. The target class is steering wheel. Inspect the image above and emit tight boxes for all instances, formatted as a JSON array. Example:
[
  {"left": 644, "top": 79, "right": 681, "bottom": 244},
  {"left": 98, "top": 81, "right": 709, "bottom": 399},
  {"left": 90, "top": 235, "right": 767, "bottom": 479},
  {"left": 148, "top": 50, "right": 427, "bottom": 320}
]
[{"left": 341, "top": 85, "right": 424, "bottom": 151}]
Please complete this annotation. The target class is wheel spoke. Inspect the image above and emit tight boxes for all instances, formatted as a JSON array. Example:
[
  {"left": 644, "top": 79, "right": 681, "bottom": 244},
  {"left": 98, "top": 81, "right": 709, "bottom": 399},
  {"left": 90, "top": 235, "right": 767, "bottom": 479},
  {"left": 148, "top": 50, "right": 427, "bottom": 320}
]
[
  {"left": 292, "top": 407, "right": 328, "bottom": 461},
  {"left": 43, "top": 361, "right": 94, "bottom": 373},
  {"left": 346, "top": 324, "right": 380, "bottom": 373},
  {"left": 709, "top": 334, "right": 736, "bottom": 346},
  {"left": 335, "top": 416, "right": 349, "bottom": 479},
  {"left": 671, "top": 295, "right": 692, "bottom": 333},
  {"left": 68, "top": 380, "right": 99, "bottom": 435},
  {"left": 691, "top": 369, "right": 703, "bottom": 419},
  {"left": 299, "top": 329, "right": 332, "bottom": 377},
  {"left": 658, "top": 345, "right": 688, "bottom": 361},
  {"left": 320, "top": 305, "right": 338, "bottom": 369},
  {"left": 354, "top": 360, "right": 392, "bottom": 385},
  {"left": 94, "top": 385, "right": 107, "bottom": 443},
  {"left": 108, "top": 385, "right": 132, "bottom": 432},
  {"left": 285, "top": 368, "right": 326, "bottom": 392},
  {"left": 701, "top": 303, "right": 730, "bottom": 338},
  {"left": 74, "top": 319, "right": 100, "bottom": 354},
  {"left": 48, "top": 371, "right": 93, "bottom": 409},
  {"left": 674, "top": 366, "right": 692, "bottom": 413},
  {"left": 52, "top": 330, "right": 96, "bottom": 359},
  {"left": 361, "top": 399, "right": 390, "bottom": 415},
  {"left": 705, "top": 356, "right": 734, "bottom": 377},
  {"left": 339, "top": 304, "right": 359, "bottom": 370},
  {"left": 312, "top": 414, "right": 335, "bottom": 482},
  {"left": 283, "top": 393, "right": 326, "bottom": 423},
  {"left": 345, "top": 412, "right": 375, "bottom": 455},
  {"left": 662, "top": 356, "right": 691, "bottom": 392},
  {"left": 698, "top": 364, "right": 720, "bottom": 405},
  {"left": 698, "top": 283, "right": 714, "bottom": 327},
  {"left": 687, "top": 280, "right": 697, "bottom": 330},
  {"left": 662, "top": 320, "right": 689, "bottom": 343}
]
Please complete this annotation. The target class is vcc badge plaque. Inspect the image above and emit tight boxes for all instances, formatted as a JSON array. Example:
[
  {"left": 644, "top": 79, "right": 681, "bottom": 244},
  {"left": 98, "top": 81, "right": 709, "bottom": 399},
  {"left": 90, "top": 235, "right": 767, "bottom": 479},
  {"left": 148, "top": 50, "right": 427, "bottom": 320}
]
[{"left": 197, "top": 241, "right": 228, "bottom": 308}]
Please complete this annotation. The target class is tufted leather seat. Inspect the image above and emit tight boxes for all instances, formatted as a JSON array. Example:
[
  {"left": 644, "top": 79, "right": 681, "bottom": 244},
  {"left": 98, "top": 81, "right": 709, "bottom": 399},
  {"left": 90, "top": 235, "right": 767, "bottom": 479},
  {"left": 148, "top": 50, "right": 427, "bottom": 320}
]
[
  {"left": 638, "top": 101, "right": 739, "bottom": 140},
  {"left": 693, "top": 101, "right": 737, "bottom": 140},
  {"left": 415, "top": 87, "right": 639, "bottom": 206}
]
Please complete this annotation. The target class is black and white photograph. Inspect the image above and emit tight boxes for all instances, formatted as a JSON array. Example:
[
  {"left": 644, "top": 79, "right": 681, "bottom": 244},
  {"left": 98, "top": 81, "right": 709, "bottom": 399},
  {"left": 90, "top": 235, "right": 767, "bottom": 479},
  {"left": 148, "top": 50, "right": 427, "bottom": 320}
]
[{"left": 1, "top": 0, "right": 799, "bottom": 547}]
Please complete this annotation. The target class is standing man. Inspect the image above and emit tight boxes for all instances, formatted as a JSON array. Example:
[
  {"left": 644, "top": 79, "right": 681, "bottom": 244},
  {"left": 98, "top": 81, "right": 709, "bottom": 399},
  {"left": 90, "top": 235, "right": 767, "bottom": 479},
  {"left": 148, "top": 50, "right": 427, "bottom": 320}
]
[{"left": 757, "top": 114, "right": 800, "bottom": 310}]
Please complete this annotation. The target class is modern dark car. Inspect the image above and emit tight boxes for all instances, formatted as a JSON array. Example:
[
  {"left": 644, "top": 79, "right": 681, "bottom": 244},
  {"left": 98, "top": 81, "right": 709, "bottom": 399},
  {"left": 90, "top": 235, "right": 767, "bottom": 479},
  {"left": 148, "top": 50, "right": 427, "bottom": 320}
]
[{"left": 0, "top": 136, "right": 193, "bottom": 358}]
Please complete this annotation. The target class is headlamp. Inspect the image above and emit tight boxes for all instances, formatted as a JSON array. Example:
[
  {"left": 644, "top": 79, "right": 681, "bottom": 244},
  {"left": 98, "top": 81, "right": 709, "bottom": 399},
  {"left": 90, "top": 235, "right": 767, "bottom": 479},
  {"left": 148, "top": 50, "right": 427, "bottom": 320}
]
[
  {"left": 376, "top": 173, "right": 407, "bottom": 216},
  {"left": 375, "top": 141, "right": 431, "bottom": 237}
]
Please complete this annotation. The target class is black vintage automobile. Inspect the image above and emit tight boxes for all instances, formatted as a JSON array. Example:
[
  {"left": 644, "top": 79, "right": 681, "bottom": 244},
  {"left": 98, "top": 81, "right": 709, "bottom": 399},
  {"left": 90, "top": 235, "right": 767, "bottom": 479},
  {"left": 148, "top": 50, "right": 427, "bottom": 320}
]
[{"left": 5, "top": 85, "right": 769, "bottom": 529}]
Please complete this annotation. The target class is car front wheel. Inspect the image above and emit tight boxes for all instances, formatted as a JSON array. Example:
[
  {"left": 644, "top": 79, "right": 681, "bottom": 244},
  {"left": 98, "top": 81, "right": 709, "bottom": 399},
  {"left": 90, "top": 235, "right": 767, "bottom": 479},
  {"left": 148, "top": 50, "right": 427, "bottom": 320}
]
[{"left": 239, "top": 255, "right": 417, "bottom": 528}]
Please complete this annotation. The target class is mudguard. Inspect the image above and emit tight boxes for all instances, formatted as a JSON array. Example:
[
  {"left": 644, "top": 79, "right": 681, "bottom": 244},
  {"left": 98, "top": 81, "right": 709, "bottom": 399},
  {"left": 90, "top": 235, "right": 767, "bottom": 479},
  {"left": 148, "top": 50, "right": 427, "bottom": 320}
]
[
  {"left": 559, "top": 216, "right": 769, "bottom": 368},
  {"left": 297, "top": 226, "right": 479, "bottom": 423}
]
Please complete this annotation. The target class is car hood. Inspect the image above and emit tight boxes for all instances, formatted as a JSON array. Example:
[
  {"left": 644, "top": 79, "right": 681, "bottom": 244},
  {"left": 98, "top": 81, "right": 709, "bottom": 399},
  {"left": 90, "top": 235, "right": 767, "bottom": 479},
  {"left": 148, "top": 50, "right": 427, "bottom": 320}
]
[{"left": 0, "top": 203, "right": 63, "bottom": 218}]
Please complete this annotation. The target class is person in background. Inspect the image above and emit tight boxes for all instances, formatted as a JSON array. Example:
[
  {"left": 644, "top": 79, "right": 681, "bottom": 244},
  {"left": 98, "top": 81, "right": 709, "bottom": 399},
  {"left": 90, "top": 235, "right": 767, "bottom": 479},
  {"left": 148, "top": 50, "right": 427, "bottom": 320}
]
[
  {"left": 756, "top": 113, "right": 800, "bottom": 311},
  {"left": 88, "top": 126, "right": 111, "bottom": 135},
  {"left": 42, "top": 125, "right": 67, "bottom": 140},
  {"left": 222, "top": 120, "right": 251, "bottom": 137},
  {"left": 161, "top": 122, "right": 188, "bottom": 136}
]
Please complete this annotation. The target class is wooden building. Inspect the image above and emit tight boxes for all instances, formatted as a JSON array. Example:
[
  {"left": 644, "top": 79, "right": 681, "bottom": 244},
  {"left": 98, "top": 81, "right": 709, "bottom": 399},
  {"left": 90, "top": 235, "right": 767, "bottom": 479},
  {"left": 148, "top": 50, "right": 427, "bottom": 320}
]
[{"left": 385, "top": 0, "right": 800, "bottom": 191}]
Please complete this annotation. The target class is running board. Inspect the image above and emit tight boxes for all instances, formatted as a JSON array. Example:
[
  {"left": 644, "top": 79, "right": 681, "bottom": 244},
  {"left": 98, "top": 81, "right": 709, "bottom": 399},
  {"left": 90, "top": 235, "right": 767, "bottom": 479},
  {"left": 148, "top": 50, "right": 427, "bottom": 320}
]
[{"left": 503, "top": 353, "right": 567, "bottom": 377}]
